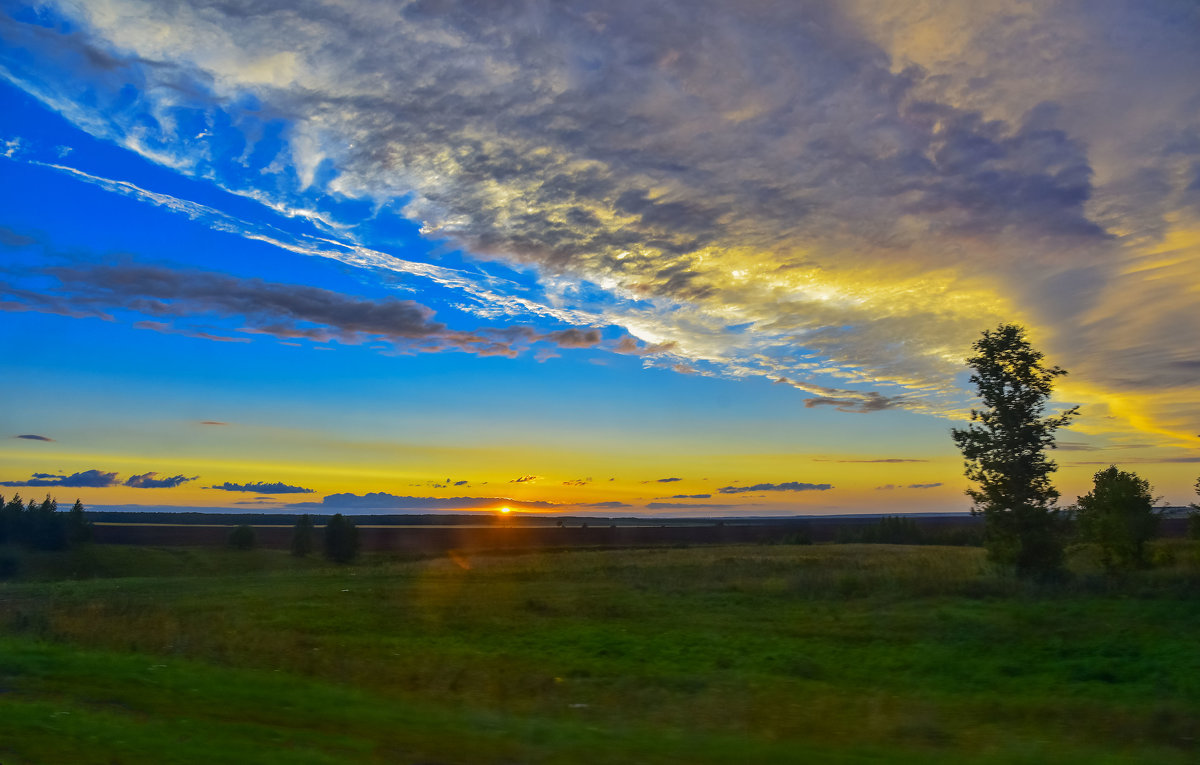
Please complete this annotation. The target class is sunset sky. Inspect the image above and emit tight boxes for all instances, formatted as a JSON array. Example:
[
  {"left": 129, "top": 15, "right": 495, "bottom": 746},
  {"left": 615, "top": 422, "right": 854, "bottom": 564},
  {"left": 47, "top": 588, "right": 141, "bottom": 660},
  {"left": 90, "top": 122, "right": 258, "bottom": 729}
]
[{"left": 2, "top": 1, "right": 1198, "bottom": 516}]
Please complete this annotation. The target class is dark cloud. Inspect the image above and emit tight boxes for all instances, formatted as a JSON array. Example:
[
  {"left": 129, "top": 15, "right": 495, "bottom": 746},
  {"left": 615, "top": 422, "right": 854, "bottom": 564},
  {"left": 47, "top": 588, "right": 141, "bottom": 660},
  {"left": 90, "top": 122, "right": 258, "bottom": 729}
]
[
  {"left": 0, "top": 469, "right": 119, "bottom": 488},
  {"left": 656, "top": 477, "right": 683, "bottom": 483},
  {"left": 562, "top": 478, "right": 591, "bottom": 487},
  {"left": 1070, "top": 457, "right": 1200, "bottom": 465},
  {"left": 454, "top": 480, "right": 468, "bottom": 486},
  {"left": 0, "top": 226, "right": 37, "bottom": 248},
  {"left": 209, "top": 481, "right": 315, "bottom": 494},
  {"left": 646, "top": 502, "right": 737, "bottom": 510},
  {"left": 11, "top": 260, "right": 605, "bottom": 361},
  {"left": 662, "top": 494, "right": 711, "bottom": 499},
  {"left": 876, "top": 483, "right": 943, "bottom": 491},
  {"left": 509, "top": 474, "right": 540, "bottom": 483},
  {"left": 125, "top": 472, "right": 197, "bottom": 489},
  {"left": 814, "top": 457, "right": 927, "bottom": 463},
  {"left": 541, "top": 329, "right": 601, "bottom": 348},
  {"left": 582, "top": 501, "right": 633, "bottom": 509},
  {"left": 803, "top": 393, "right": 901, "bottom": 413},
  {"left": 718, "top": 482, "right": 833, "bottom": 494},
  {"left": 14, "top": 434, "right": 54, "bottom": 441}
]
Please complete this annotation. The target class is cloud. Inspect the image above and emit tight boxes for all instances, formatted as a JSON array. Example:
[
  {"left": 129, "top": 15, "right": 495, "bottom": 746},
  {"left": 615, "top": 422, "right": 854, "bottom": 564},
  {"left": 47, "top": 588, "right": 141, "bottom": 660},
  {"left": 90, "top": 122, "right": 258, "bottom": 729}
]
[
  {"left": 10, "top": 259, "right": 606, "bottom": 361},
  {"left": 0, "top": 469, "right": 119, "bottom": 488},
  {"left": 209, "top": 481, "right": 315, "bottom": 494},
  {"left": 581, "top": 501, "right": 633, "bottom": 509},
  {"left": 542, "top": 329, "right": 601, "bottom": 348},
  {"left": 6, "top": 1, "right": 1200, "bottom": 441},
  {"left": 509, "top": 474, "right": 540, "bottom": 484},
  {"left": 656, "top": 477, "right": 683, "bottom": 483},
  {"left": 814, "top": 458, "right": 928, "bottom": 463},
  {"left": 562, "top": 478, "right": 591, "bottom": 487},
  {"left": 199, "top": 420, "right": 227, "bottom": 426},
  {"left": 646, "top": 502, "right": 737, "bottom": 510},
  {"left": 718, "top": 482, "right": 833, "bottom": 494},
  {"left": 661, "top": 494, "right": 712, "bottom": 499},
  {"left": 876, "top": 483, "right": 944, "bottom": 491},
  {"left": 124, "top": 472, "right": 197, "bottom": 489},
  {"left": 14, "top": 434, "right": 54, "bottom": 441}
]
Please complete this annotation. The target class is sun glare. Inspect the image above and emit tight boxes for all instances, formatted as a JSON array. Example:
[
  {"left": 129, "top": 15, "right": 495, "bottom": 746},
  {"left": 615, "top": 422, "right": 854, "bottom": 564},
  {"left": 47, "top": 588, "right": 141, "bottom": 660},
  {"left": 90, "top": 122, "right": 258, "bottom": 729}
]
[{"left": 499, "top": 506, "right": 511, "bottom": 514}]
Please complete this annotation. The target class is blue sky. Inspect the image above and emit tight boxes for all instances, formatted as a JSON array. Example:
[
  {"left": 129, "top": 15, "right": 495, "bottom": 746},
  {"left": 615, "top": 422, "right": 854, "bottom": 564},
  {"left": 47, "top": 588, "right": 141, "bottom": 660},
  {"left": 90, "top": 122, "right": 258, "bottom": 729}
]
[{"left": 2, "top": 0, "right": 1198, "bottom": 515}]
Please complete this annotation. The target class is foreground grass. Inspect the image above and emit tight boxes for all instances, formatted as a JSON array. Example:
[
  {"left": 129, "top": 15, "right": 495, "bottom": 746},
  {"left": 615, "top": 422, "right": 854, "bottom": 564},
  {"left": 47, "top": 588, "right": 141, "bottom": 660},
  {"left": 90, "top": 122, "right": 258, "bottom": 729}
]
[{"left": 1, "top": 542, "right": 1199, "bottom": 763}]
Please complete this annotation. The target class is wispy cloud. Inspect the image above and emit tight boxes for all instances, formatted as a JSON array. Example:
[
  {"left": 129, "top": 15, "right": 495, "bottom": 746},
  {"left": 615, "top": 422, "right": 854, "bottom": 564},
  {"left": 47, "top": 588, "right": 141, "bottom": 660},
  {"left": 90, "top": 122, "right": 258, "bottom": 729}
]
[
  {"left": 509, "top": 475, "right": 540, "bottom": 484},
  {"left": 718, "top": 482, "right": 833, "bottom": 494},
  {"left": 876, "top": 483, "right": 944, "bottom": 491},
  {"left": 14, "top": 434, "right": 54, "bottom": 441},
  {"left": 5, "top": 1, "right": 1200, "bottom": 439}
]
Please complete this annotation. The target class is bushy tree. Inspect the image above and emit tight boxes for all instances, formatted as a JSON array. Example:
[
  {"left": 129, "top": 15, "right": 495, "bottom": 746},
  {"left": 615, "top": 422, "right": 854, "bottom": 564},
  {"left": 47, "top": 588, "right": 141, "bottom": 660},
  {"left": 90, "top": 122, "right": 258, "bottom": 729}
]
[
  {"left": 1075, "top": 466, "right": 1158, "bottom": 570},
  {"left": 290, "top": 513, "right": 314, "bottom": 557},
  {"left": 951, "top": 324, "right": 1078, "bottom": 578},
  {"left": 323, "top": 513, "right": 359, "bottom": 563},
  {"left": 228, "top": 524, "right": 256, "bottom": 550}
]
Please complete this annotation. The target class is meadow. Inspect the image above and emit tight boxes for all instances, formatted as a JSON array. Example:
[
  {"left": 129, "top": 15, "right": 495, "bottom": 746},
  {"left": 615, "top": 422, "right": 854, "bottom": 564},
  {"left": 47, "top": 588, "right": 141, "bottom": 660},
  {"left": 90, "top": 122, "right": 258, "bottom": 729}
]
[{"left": 1, "top": 540, "right": 1198, "bottom": 764}]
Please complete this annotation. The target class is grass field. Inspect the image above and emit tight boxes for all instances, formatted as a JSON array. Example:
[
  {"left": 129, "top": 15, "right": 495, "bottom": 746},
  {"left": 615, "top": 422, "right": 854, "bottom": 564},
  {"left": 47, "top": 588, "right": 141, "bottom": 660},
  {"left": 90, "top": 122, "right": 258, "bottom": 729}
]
[{"left": 1, "top": 541, "right": 1199, "bottom": 764}]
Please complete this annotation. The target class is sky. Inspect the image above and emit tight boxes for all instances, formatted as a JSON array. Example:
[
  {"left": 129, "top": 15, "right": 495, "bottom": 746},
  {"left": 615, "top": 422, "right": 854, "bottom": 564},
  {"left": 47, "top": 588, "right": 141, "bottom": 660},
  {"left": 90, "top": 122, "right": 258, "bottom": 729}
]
[{"left": 1, "top": 0, "right": 1198, "bottom": 516}]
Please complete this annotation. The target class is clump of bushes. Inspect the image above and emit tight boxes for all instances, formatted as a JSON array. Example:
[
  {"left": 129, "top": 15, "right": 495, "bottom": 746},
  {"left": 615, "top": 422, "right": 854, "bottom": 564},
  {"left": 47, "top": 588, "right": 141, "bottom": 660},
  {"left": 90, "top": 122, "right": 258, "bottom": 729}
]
[{"left": 228, "top": 524, "right": 257, "bottom": 550}]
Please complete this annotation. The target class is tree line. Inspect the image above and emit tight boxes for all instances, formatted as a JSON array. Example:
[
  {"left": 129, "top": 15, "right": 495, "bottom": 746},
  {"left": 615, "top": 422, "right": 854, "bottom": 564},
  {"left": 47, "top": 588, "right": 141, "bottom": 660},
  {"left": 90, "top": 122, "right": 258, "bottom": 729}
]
[
  {"left": 953, "top": 323, "right": 1200, "bottom": 578},
  {"left": 0, "top": 494, "right": 93, "bottom": 551}
]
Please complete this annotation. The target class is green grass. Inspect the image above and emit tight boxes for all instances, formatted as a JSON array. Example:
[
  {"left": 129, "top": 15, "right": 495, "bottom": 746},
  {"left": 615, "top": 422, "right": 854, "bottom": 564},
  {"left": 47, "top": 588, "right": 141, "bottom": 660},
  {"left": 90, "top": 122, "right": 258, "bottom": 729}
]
[{"left": 1, "top": 541, "right": 1199, "bottom": 763}]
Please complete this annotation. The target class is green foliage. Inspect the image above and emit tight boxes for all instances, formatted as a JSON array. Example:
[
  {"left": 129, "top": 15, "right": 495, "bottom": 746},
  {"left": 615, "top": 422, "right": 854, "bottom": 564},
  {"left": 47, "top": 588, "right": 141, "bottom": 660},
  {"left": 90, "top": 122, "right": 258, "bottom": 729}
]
[
  {"left": 1075, "top": 466, "right": 1159, "bottom": 570},
  {"left": 290, "top": 513, "right": 314, "bottom": 557},
  {"left": 951, "top": 324, "right": 1077, "bottom": 578},
  {"left": 322, "top": 513, "right": 359, "bottom": 563},
  {"left": 227, "top": 524, "right": 256, "bottom": 551}
]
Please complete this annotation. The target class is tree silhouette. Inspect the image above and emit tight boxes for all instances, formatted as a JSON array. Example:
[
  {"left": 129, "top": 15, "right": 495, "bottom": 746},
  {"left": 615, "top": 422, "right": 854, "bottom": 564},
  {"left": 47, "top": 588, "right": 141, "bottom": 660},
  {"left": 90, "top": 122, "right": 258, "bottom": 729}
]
[
  {"left": 66, "top": 499, "right": 93, "bottom": 545},
  {"left": 323, "top": 513, "right": 359, "bottom": 563},
  {"left": 1075, "top": 466, "right": 1158, "bottom": 570},
  {"left": 951, "top": 324, "right": 1077, "bottom": 578},
  {"left": 290, "top": 513, "right": 314, "bottom": 557}
]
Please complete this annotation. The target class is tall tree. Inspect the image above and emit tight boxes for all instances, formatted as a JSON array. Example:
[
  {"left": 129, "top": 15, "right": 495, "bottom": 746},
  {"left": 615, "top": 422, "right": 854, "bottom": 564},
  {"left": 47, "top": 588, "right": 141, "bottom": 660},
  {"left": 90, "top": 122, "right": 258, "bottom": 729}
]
[
  {"left": 323, "top": 513, "right": 359, "bottom": 563},
  {"left": 66, "top": 499, "right": 93, "bottom": 545},
  {"left": 951, "top": 324, "right": 1078, "bottom": 578},
  {"left": 1075, "top": 466, "right": 1158, "bottom": 570},
  {"left": 290, "top": 513, "right": 314, "bottom": 557}
]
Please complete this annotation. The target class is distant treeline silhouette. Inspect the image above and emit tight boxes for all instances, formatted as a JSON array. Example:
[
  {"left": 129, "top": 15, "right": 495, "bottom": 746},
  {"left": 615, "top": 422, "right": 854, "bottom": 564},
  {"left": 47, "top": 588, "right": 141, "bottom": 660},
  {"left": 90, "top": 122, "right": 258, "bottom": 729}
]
[{"left": 0, "top": 493, "right": 93, "bottom": 551}]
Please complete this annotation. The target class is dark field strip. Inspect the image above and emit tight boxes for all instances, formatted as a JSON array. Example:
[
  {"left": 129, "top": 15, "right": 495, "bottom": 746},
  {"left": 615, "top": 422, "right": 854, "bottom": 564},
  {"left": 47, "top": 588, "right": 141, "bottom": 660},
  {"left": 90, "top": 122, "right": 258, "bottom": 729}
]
[{"left": 1, "top": 543, "right": 1198, "bottom": 763}]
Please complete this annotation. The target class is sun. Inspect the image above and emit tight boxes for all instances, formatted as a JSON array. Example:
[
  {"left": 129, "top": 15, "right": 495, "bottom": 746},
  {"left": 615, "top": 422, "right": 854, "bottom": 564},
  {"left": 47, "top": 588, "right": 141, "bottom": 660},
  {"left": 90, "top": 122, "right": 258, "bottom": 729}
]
[{"left": 499, "top": 506, "right": 511, "bottom": 514}]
